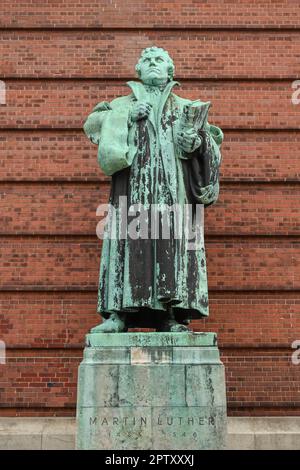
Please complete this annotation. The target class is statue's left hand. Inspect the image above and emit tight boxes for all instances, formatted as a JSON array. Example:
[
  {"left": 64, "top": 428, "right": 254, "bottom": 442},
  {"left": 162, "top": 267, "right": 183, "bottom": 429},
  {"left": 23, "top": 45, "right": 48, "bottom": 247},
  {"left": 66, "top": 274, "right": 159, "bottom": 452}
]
[{"left": 177, "top": 128, "right": 202, "bottom": 154}]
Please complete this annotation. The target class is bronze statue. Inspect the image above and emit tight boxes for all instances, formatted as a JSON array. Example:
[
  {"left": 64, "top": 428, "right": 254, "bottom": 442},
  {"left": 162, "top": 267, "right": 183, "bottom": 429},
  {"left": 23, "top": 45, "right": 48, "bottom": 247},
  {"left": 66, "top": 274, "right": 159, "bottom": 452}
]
[{"left": 84, "top": 46, "right": 223, "bottom": 333}]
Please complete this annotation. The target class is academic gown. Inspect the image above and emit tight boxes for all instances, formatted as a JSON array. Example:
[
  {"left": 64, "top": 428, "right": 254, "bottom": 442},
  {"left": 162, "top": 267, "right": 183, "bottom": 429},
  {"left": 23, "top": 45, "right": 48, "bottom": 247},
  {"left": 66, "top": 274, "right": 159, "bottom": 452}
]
[{"left": 83, "top": 80, "right": 223, "bottom": 327}]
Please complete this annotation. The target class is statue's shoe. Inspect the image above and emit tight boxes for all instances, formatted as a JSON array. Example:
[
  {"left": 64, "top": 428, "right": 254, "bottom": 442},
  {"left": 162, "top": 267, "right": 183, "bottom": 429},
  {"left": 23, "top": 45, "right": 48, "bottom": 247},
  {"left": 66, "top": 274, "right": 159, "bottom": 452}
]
[
  {"left": 90, "top": 313, "right": 127, "bottom": 333},
  {"left": 156, "top": 320, "right": 190, "bottom": 333}
]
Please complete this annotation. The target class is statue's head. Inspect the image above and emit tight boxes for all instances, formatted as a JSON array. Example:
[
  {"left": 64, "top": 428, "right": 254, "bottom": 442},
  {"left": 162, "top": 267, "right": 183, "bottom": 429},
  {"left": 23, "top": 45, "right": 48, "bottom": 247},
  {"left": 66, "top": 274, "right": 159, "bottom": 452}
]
[{"left": 135, "top": 46, "right": 175, "bottom": 86}]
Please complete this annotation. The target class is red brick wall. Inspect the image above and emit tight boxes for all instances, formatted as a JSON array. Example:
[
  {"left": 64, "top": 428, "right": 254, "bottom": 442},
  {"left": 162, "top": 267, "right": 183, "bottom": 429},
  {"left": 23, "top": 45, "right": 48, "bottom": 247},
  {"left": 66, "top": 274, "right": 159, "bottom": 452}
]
[{"left": 0, "top": 1, "right": 300, "bottom": 417}]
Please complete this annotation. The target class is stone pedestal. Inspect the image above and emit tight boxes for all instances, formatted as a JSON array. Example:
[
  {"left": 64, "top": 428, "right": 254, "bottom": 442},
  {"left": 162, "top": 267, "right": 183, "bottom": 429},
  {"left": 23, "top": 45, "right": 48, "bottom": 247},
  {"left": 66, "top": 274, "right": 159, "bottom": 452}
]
[{"left": 76, "top": 332, "right": 227, "bottom": 450}]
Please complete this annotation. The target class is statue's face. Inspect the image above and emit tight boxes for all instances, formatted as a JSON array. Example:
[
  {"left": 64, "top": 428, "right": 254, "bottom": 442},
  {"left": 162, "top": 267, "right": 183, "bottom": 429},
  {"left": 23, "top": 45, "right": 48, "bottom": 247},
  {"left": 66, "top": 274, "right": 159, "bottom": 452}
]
[{"left": 138, "top": 51, "right": 170, "bottom": 85}]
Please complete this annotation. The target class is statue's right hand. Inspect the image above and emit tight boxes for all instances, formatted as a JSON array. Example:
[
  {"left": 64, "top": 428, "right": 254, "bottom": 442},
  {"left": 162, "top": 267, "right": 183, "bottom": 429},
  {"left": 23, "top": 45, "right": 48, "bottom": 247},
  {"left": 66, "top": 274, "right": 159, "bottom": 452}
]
[{"left": 130, "top": 101, "right": 152, "bottom": 122}]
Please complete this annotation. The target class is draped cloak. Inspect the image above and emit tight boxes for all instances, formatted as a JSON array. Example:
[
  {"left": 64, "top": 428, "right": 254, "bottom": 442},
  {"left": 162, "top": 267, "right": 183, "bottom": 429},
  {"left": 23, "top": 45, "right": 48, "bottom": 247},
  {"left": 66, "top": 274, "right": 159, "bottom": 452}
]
[{"left": 84, "top": 80, "right": 223, "bottom": 327}]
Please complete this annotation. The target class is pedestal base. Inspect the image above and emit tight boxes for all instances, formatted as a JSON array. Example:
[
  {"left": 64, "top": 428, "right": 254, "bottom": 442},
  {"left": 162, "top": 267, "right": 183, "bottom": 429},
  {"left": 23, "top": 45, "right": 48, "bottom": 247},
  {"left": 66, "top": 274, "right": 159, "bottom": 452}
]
[{"left": 76, "top": 332, "right": 227, "bottom": 450}]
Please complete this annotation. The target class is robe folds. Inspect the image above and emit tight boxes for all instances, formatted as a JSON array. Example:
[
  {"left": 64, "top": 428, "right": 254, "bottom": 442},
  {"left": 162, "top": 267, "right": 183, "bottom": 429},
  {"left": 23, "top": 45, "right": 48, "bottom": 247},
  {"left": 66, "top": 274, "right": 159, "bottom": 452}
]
[{"left": 84, "top": 80, "right": 223, "bottom": 326}]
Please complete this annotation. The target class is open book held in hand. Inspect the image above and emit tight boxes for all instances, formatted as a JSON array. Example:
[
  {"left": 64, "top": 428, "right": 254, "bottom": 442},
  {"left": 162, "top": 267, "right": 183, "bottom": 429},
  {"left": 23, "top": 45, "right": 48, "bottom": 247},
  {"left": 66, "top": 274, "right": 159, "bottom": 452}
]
[
  {"left": 180, "top": 100, "right": 211, "bottom": 133},
  {"left": 179, "top": 101, "right": 212, "bottom": 188}
]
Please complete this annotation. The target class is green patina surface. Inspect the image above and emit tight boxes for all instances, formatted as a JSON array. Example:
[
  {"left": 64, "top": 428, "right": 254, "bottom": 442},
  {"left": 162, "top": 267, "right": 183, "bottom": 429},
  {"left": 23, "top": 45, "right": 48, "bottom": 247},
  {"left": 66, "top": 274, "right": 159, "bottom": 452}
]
[
  {"left": 76, "top": 334, "right": 227, "bottom": 450},
  {"left": 83, "top": 46, "right": 223, "bottom": 331},
  {"left": 77, "top": 47, "right": 227, "bottom": 450},
  {"left": 86, "top": 331, "right": 217, "bottom": 348}
]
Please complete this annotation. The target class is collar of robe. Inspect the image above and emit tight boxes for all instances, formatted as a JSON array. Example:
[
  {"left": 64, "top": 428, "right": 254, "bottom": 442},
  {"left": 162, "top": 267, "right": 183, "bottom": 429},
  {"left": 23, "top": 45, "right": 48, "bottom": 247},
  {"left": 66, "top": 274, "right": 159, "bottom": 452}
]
[
  {"left": 126, "top": 80, "right": 181, "bottom": 131},
  {"left": 126, "top": 80, "right": 180, "bottom": 101}
]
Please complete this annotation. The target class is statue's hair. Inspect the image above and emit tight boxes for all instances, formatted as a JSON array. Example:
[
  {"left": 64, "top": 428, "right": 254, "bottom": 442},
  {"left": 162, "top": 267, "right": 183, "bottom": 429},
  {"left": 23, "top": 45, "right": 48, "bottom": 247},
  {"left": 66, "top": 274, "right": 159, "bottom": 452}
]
[{"left": 135, "top": 46, "right": 175, "bottom": 80}]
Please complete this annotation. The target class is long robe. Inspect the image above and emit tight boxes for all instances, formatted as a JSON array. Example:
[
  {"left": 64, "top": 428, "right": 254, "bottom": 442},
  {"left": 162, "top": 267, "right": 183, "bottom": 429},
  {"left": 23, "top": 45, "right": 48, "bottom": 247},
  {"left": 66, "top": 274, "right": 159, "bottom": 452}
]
[{"left": 84, "top": 80, "right": 223, "bottom": 327}]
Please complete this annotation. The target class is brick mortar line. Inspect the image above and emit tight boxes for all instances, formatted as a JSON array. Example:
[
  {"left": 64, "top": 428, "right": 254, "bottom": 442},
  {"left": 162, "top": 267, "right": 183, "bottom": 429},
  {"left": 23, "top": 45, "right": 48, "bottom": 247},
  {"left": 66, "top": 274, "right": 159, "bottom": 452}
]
[
  {"left": 3, "top": 346, "right": 297, "bottom": 351},
  {"left": 0, "top": 404, "right": 299, "bottom": 410},
  {"left": 0, "top": 26, "right": 300, "bottom": 32},
  {"left": 1, "top": 128, "right": 299, "bottom": 133},
  {"left": 0, "top": 180, "right": 299, "bottom": 185},
  {"left": 1, "top": 78, "right": 299, "bottom": 85},
  {"left": 0, "top": 180, "right": 297, "bottom": 184},
  {"left": 1, "top": 290, "right": 299, "bottom": 296},
  {"left": 0, "top": 180, "right": 299, "bottom": 186},
  {"left": 0, "top": 285, "right": 300, "bottom": 292},
  {"left": 0, "top": 234, "right": 300, "bottom": 240},
  {"left": 1, "top": 76, "right": 299, "bottom": 82}
]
